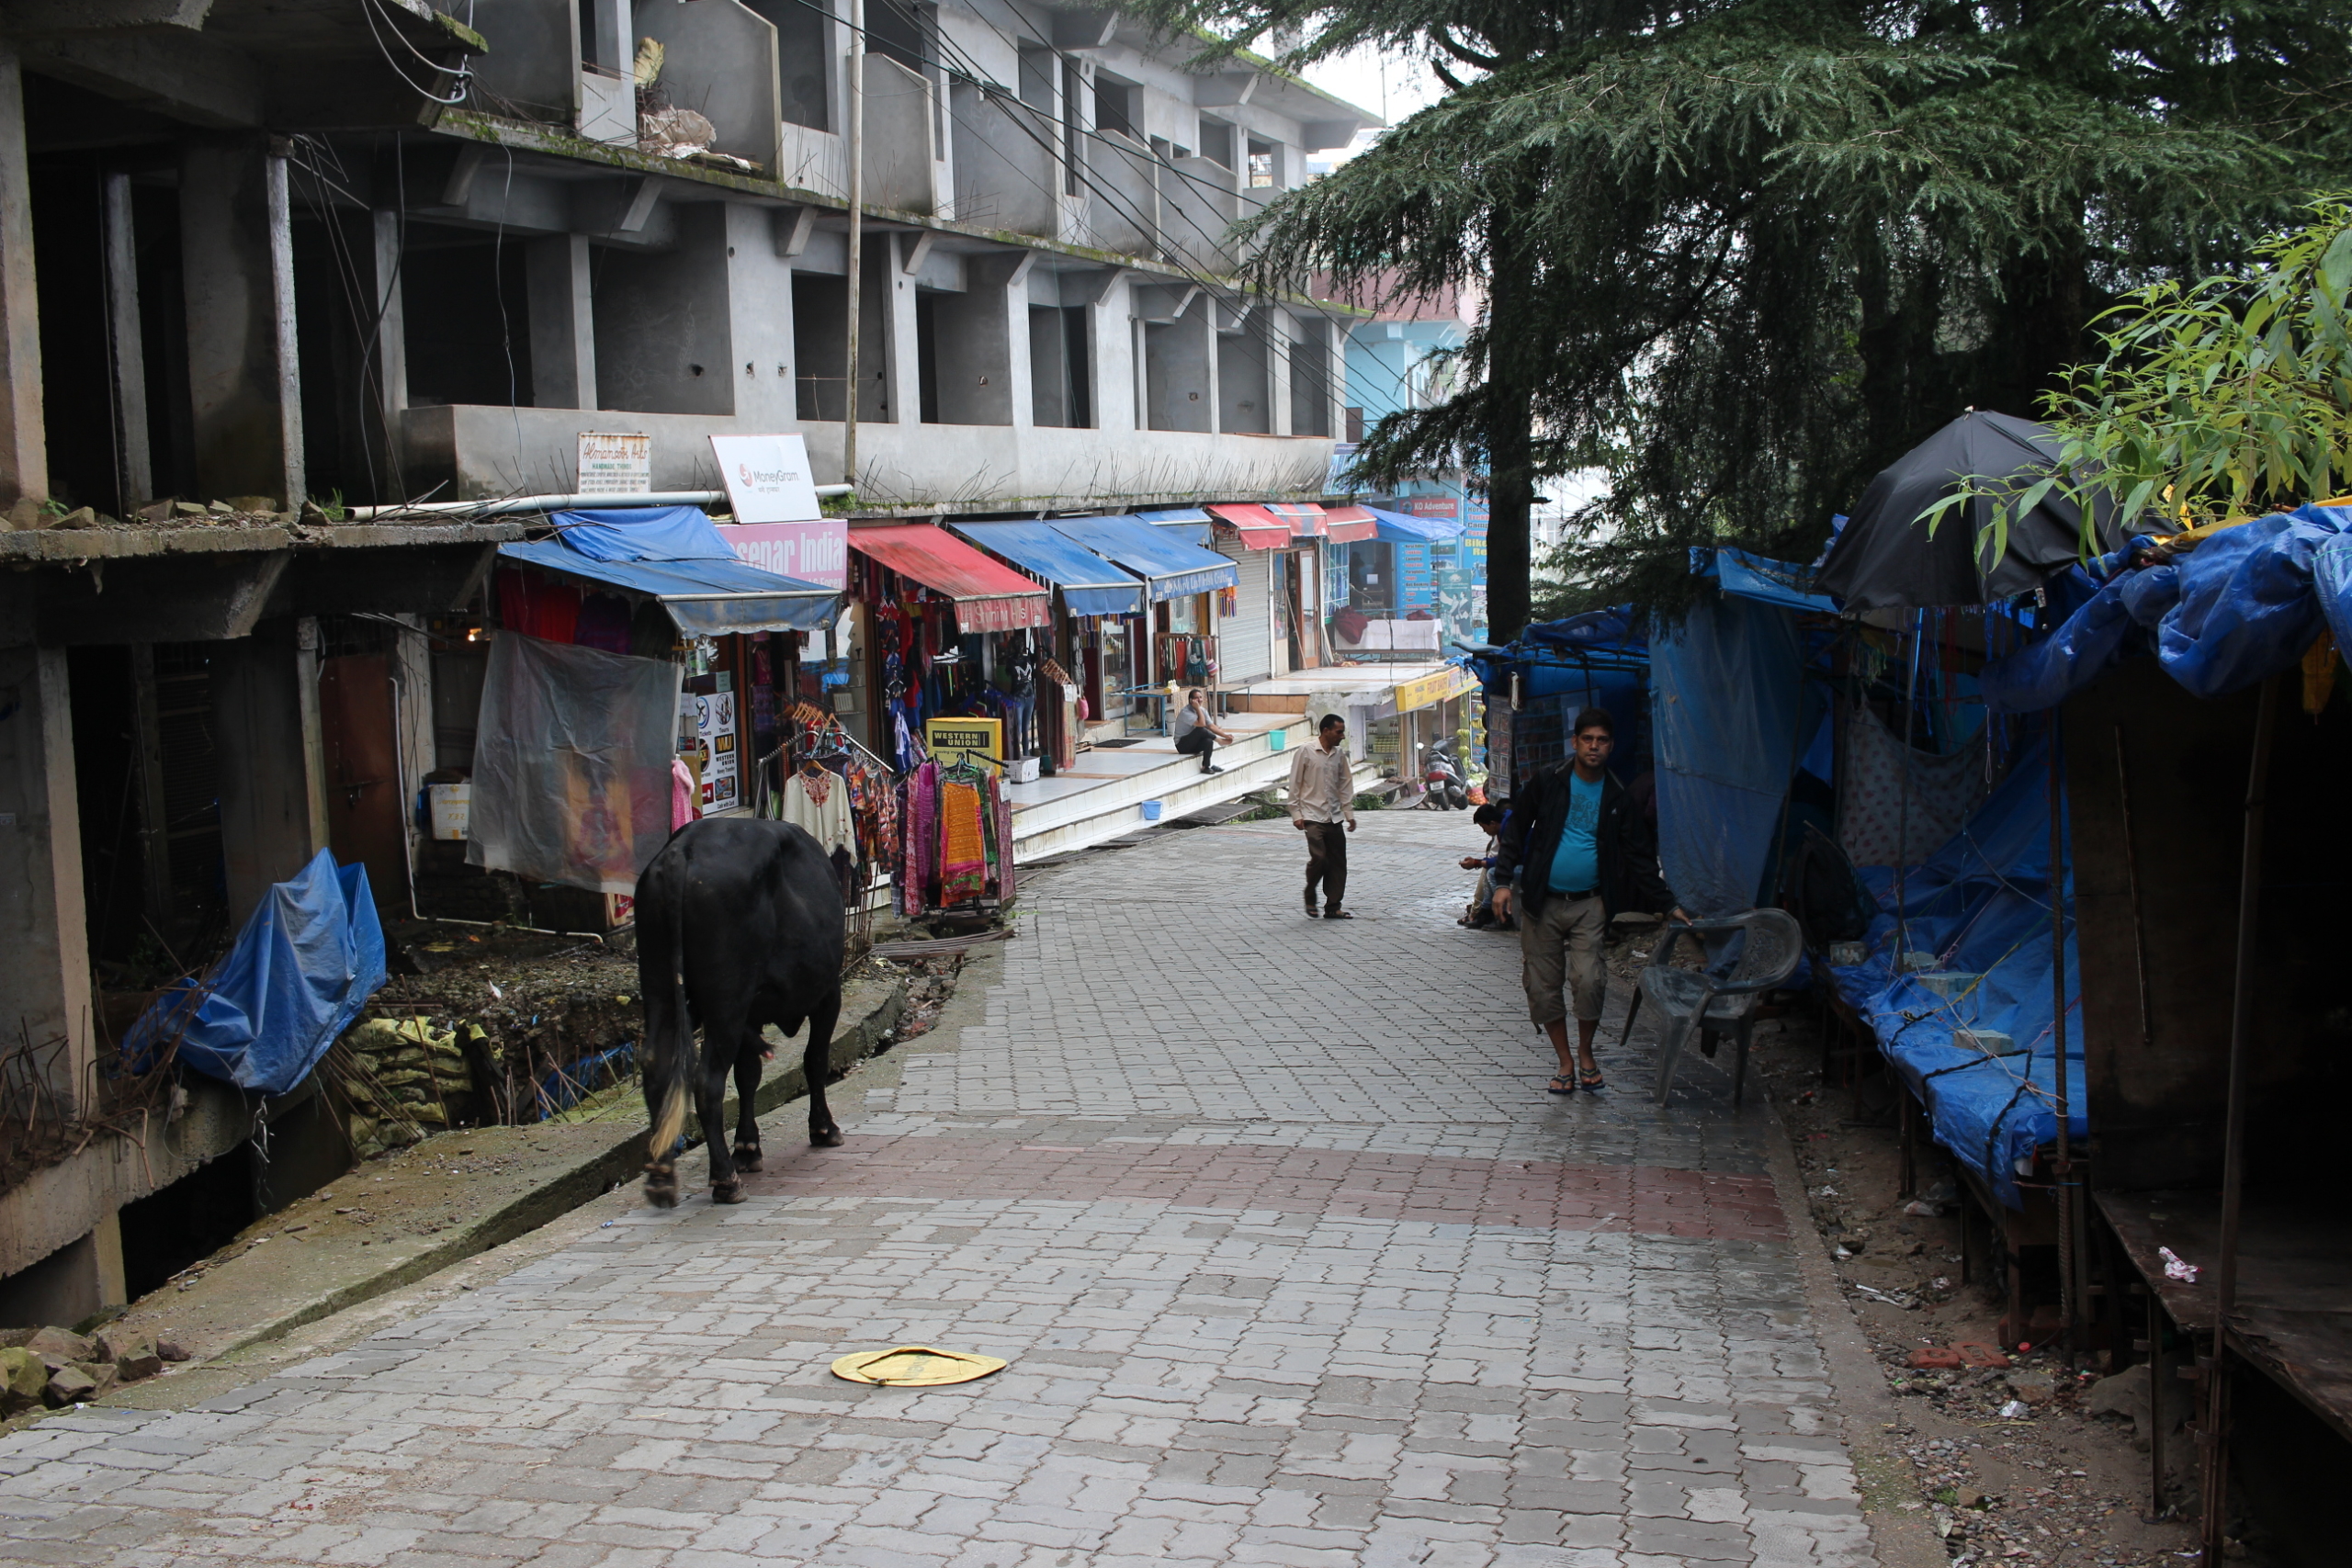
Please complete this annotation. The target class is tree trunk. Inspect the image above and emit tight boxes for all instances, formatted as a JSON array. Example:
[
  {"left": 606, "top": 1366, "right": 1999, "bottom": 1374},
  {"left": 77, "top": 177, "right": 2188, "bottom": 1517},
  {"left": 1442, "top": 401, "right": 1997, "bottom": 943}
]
[{"left": 1483, "top": 192, "right": 1537, "bottom": 645}]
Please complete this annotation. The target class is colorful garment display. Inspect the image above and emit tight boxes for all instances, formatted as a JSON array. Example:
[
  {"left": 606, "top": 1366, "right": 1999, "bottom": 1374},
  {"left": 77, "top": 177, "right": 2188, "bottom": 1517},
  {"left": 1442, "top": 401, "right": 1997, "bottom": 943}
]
[
  {"left": 891, "top": 759, "right": 1012, "bottom": 915},
  {"left": 938, "top": 779, "right": 988, "bottom": 905},
  {"left": 777, "top": 765, "right": 855, "bottom": 855}
]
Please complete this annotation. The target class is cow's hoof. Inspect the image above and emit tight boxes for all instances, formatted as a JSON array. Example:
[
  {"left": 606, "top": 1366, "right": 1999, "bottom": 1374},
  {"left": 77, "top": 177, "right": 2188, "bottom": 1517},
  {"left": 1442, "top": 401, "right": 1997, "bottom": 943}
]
[
  {"left": 643, "top": 1171, "right": 679, "bottom": 1209},
  {"left": 811, "top": 1127, "right": 844, "bottom": 1148},
  {"left": 731, "top": 1144, "right": 763, "bottom": 1172},
  {"left": 711, "top": 1179, "right": 745, "bottom": 1204}
]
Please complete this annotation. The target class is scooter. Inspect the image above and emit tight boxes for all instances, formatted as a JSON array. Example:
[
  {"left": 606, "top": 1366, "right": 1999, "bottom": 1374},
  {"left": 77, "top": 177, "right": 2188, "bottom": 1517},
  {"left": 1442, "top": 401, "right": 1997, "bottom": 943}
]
[{"left": 1419, "top": 742, "right": 1469, "bottom": 810}]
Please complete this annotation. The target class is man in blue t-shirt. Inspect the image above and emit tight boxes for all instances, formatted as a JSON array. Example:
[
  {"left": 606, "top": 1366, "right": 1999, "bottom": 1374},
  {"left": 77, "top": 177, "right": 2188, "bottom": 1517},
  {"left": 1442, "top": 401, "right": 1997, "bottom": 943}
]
[{"left": 1491, "top": 708, "right": 1684, "bottom": 1095}]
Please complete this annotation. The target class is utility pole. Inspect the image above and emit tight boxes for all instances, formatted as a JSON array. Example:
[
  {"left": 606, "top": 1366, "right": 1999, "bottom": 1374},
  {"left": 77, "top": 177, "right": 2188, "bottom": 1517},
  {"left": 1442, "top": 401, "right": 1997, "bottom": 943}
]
[{"left": 842, "top": 0, "right": 864, "bottom": 491}]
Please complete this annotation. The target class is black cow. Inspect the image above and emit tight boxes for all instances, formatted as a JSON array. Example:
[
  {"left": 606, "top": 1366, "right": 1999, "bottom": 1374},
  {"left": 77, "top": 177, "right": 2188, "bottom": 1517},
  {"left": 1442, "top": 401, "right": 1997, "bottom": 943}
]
[{"left": 635, "top": 816, "right": 846, "bottom": 1206}]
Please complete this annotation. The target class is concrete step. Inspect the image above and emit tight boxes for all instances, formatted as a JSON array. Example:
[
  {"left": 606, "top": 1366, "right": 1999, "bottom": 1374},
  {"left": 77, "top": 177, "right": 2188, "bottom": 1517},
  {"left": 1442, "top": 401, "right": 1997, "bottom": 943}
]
[{"left": 1010, "top": 722, "right": 1380, "bottom": 862}]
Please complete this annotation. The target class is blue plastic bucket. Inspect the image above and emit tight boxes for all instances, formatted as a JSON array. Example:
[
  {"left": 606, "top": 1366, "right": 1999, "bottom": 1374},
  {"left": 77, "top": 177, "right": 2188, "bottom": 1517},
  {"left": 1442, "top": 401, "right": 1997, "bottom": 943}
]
[
  {"left": 1140, "top": 799, "right": 1164, "bottom": 822},
  {"left": 1268, "top": 728, "right": 1287, "bottom": 750}
]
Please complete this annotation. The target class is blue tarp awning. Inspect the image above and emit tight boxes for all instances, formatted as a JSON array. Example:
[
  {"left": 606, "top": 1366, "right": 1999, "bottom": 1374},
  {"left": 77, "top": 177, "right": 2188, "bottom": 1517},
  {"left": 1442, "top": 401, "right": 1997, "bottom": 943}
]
[
  {"left": 124, "top": 850, "right": 387, "bottom": 1097},
  {"left": 1365, "top": 506, "right": 1466, "bottom": 544},
  {"left": 1980, "top": 502, "right": 2352, "bottom": 712},
  {"left": 1045, "top": 514, "right": 1239, "bottom": 602},
  {"left": 502, "top": 503, "right": 838, "bottom": 633},
  {"left": 1691, "top": 547, "right": 1839, "bottom": 613},
  {"left": 948, "top": 521, "right": 1145, "bottom": 617}
]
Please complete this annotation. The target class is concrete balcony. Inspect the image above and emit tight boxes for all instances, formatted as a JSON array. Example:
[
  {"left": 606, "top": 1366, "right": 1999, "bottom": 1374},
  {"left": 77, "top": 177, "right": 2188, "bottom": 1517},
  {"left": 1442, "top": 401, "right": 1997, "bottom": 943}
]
[{"left": 399, "top": 405, "right": 1334, "bottom": 511}]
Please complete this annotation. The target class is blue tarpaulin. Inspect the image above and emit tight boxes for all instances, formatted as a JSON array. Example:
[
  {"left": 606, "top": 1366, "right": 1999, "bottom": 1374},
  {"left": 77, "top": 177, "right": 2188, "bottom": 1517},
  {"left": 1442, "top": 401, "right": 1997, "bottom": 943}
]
[
  {"left": 1826, "top": 749, "right": 2082, "bottom": 1209},
  {"left": 1365, "top": 506, "right": 1467, "bottom": 544},
  {"left": 1650, "top": 594, "right": 1807, "bottom": 916},
  {"left": 125, "top": 851, "right": 388, "bottom": 1097},
  {"left": 1690, "top": 547, "right": 1839, "bottom": 613},
  {"left": 1044, "top": 514, "right": 1238, "bottom": 601},
  {"left": 950, "top": 521, "right": 1145, "bottom": 617},
  {"left": 549, "top": 505, "right": 737, "bottom": 562},
  {"left": 1983, "top": 502, "right": 2352, "bottom": 711}
]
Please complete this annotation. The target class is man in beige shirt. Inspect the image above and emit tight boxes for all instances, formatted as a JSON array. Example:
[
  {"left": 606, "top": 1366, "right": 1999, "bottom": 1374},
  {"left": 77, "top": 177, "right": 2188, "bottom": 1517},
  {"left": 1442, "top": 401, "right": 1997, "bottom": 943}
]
[{"left": 1288, "top": 713, "right": 1357, "bottom": 919}]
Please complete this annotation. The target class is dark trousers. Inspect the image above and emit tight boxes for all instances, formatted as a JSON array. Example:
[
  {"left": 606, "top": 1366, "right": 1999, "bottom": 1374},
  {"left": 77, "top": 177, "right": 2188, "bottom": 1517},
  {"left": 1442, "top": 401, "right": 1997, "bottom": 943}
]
[
  {"left": 1303, "top": 820, "right": 1348, "bottom": 908},
  {"left": 1175, "top": 728, "right": 1215, "bottom": 770}
]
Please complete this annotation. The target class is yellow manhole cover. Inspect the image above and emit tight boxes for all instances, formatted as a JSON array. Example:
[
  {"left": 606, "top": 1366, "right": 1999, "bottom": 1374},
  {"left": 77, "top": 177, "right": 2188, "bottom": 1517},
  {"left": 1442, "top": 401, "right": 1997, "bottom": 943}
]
[{"left": 830, "top": 1346, "right": 1008, "bottom": 1386}]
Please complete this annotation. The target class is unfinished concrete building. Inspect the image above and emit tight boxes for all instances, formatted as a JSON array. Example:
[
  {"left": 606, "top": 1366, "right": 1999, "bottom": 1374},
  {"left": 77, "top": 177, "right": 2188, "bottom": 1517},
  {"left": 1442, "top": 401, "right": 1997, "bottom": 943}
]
[{"left": 0, "top": 1, "right": 1371, "bottom": 1323}]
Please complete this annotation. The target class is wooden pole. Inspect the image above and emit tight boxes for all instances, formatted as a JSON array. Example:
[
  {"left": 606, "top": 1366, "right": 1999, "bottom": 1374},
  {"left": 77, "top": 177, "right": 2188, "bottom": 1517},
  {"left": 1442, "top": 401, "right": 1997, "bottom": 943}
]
[
  {"left": 842, "top": 0, "right": 865, "bottom": 491},
  {"left": 2200, "top": 673, "right": 2278, "bottom": 1561}
]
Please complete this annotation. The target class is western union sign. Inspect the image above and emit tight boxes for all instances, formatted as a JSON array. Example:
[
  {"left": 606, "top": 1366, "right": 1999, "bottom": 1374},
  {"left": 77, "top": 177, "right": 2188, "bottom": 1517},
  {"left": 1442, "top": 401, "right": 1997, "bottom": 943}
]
[{"left": 924, "top": 716, "right": 1003, "bottom": 768}]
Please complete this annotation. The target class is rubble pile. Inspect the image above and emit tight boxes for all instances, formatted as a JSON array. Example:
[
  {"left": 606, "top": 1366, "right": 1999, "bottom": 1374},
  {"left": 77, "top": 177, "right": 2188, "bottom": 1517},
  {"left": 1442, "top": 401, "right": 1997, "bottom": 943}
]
[
  {"left": 0, "top": 1325, "right": 186, "bottom": 1413},
  {"left": 369, "top": 927, "right": 640, "bottom": 1128},
  {"left": 332, "top": 1016, "right": 479, "bottom": 1158}
]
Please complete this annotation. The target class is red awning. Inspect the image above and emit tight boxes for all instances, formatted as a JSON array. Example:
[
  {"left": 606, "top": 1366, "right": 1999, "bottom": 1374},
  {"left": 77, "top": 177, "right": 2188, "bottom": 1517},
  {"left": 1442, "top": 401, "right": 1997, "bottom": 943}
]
[
  {"left": 849, "top": 524, "right": 1051, "bottom": 633},
  {"left": 1208, "top": 502, "right": 1327, "bottom": 548},
  {"left": 1320, "top": 504, "right": 1377, "bottom": 544}
]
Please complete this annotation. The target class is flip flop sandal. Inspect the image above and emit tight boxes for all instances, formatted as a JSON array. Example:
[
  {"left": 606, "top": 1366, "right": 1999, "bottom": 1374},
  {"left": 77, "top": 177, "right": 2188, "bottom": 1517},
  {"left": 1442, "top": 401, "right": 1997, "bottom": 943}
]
[
  {"left": 1578, "top": 1066, "right": 1607, "bottom": 1093},
  {"left": 1546, "top": 1075, "right": 1575, "bottom": 1095}
]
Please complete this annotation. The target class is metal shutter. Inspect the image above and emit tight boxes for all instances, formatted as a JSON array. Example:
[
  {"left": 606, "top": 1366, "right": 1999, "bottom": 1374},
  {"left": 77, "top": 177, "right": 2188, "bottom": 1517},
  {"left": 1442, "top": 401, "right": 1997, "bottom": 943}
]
[{"left": 1214, "top": 538, "right": 1272, "bottom": 683}]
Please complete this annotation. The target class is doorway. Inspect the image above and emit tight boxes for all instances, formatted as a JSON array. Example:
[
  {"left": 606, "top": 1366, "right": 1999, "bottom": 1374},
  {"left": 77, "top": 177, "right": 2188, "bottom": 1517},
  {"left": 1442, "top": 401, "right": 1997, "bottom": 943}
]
[{"left": 320, "top": 653, "right": 409, "bottom": 912}]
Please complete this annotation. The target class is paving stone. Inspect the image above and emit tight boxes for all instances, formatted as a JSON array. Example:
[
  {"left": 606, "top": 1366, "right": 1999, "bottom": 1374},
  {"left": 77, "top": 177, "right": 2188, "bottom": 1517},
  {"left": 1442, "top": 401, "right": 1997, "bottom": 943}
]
[{"left": 0, "top": 815, "right": 1864, "bottom": 1566}]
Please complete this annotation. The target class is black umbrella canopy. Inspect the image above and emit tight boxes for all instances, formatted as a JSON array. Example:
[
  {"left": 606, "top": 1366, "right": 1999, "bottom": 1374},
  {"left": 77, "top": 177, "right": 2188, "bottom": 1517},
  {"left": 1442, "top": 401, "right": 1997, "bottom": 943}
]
[{"left": 1816, "top": 411, "right": 2122, "bottom": 611}]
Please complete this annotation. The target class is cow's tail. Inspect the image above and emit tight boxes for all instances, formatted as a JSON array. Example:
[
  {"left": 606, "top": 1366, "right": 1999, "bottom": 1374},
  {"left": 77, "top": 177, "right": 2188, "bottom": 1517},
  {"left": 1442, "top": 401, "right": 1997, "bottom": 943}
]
[{"left": 646, "top": 851, "right": 689, "bottom": 1176}]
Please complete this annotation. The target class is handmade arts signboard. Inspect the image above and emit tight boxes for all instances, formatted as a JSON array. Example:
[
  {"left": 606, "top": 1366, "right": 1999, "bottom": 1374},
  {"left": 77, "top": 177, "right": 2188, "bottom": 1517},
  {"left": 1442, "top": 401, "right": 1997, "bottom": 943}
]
[
  {"left": 578, "top": 433, "right": 652, "bottom": 494},
  {"left": 923, "top": 716, "right": 1001, "bottom": 771}
]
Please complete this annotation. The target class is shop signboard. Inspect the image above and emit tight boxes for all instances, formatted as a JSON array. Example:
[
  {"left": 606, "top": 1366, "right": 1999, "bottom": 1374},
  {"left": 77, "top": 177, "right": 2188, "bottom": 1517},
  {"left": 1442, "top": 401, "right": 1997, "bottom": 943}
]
[
  {"left": 693, "top": 688, "right": 739, "bottom": 810},
  {"left": 709, "top": 433, "right": 823, "bottom": 523},
  {"left": 578, "top": 432, "right": 652, "bottom": 494},
  {"left": 718, "top": 520, "right": 850, "bottom": 591},
  {"left": 1394, "top": 664, "right": 1477, "bottom": 714},
  {"left": 1406, "top": 496, "right": 1460, "bottom": 521},
  {"left": 924, "top": 716, "right": 1002, "bottom": 770}
]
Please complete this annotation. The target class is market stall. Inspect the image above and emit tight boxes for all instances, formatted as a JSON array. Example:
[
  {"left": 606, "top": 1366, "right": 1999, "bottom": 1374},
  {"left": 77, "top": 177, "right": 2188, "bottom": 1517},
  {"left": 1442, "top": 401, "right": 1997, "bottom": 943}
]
[{"left": 946, "top": 519, "right": 1145, "bottom": 760}]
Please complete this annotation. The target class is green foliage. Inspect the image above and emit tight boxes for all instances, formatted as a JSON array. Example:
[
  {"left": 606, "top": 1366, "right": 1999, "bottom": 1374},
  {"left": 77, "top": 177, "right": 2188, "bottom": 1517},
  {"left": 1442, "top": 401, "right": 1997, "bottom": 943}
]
[
  {"left": 1973, "top": 197, "right": 2352, "bottom": 541},
  {"left": 1145, "top": 0, "right": 2352, "bottom": 621}
]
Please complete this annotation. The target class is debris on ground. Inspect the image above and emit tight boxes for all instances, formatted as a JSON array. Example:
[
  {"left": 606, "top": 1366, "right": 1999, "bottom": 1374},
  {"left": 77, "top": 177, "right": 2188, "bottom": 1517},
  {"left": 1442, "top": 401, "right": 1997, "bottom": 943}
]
[
  {"left": 0, "top": 1325, "right": 178, "bottom": 1412},
  {"left": 1748, "top": 1021, "right": 2200, "bottom": 1566}
]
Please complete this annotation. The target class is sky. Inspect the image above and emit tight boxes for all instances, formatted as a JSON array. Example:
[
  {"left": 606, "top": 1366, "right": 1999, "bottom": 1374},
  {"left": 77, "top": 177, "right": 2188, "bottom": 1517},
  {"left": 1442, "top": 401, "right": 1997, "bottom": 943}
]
[{"left": 1301, "top": 42, "right": 1446, "bottom": 162}]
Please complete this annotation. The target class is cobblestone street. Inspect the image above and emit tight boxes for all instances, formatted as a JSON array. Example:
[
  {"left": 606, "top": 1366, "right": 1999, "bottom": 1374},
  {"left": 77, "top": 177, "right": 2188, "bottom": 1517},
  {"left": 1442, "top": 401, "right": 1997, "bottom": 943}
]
[{"left": 0, "top": 812, "right": 1872, "bottom": 1567}]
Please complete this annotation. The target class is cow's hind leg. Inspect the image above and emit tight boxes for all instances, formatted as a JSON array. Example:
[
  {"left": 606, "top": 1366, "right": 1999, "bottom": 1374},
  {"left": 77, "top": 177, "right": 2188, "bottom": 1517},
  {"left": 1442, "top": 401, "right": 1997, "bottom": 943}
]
[
  {"left": 730, "top": 1026, "right": 767, "bottom": 1172},
  {"left": 804, "top": 988, "right": 844, "bottom": 1148},
  {"left": 699, "top": 1010, "right": 746, "bottom": 1203}
]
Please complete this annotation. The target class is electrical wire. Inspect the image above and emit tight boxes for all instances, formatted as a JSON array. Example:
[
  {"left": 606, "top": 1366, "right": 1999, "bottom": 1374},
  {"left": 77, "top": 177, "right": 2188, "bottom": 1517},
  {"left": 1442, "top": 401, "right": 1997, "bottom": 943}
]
[{"left": 356, "top": 0, "right": 474, "bottom": 106}]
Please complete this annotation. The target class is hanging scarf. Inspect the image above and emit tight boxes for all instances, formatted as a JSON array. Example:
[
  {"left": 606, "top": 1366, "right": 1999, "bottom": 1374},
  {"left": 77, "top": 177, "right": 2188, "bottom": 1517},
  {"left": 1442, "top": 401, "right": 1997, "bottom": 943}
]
[{"left": 938, "top": 778, "right": 987, "bottom": 906}]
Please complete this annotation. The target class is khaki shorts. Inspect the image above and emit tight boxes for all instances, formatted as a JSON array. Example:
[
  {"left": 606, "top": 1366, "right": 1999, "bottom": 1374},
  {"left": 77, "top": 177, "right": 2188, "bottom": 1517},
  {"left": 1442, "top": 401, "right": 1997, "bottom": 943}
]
[{"left": 1521, "top": 890, "right": 1608, "bottom": 1025}]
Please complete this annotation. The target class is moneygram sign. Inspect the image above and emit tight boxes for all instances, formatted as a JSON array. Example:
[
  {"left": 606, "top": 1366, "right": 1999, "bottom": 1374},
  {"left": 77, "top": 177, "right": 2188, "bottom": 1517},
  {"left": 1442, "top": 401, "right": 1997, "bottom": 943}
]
[{"left": 707, "top": 433, "right": 845, "bottom": 589}]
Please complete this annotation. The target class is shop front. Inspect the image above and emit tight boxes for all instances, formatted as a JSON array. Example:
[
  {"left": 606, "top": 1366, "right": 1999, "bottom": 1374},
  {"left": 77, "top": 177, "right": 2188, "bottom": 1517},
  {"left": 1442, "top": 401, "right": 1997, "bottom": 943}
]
[
  {"left": 1328, "top": 506, "right": 1468, "bottom": 659},
  {"left": 1205, "top": 502, "right": 1339, "bottom": 675},
  {"left": 946, "top": 519, "right": 1147, "bottom": 767},
  {"left": 1040, "top": 514, "right": 1240, "bottom": 715},
  {"left": 844, "top": 522, "right": 1053, "bottom": 770},
  {"left": 471, "top": 506, "right": 840, "bottom": 908}
]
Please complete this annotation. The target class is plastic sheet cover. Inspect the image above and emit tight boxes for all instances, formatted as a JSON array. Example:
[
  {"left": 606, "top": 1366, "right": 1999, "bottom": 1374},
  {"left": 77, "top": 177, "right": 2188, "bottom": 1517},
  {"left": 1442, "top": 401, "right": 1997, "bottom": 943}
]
[
  {"left": 1823, "top": 746, "right": 2081, "bottom": 1209},
  {"left": 1649, "top": 593, "right": 1804, "bottom": 916},
  {"left": 124, "top": 851, "right": 387, "bottom": 1096},
  {"left": 468, "top": 633, "right": 684, "bottom": 895},
  {"left": 1981, "top": 502, "right": 2352, "bottom": 710}
]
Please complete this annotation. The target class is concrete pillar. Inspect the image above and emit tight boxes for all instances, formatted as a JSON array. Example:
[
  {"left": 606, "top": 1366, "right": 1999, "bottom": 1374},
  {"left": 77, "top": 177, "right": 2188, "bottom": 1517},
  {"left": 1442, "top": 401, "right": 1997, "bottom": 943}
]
[
  {"left": 212, "top": 618, "right": 323, "bottom": 921},
  {"left": 0, "top": 1220, "right": 124, "bottom": 1328},
  {"left": 370, "top": 209, "right": 409, "bottom": 423},
  {"left": 181, "top": 141, "right": 304, "bottom": 508},
  {"left": 1267, "top": 308, "right": 1294, "bottom": 437},
  {"left": 104, "top": 174, "right": 153, "bottom": 511},
  {"left": 0, "top": 646, "right": 93, "bottom": 1117},
  {"left": 526, "top": 232, "right": 596, "bottom": 410},
  {"left": 887, "top": 233, "right": 922, "bottom": 427},
  {"left": 0, "top": 44, "right": 46, "bottom": 509},
  {"left": 723, "top": 204, "right": 794, "bottom": 428},
  {"left": 1097, "top": 281, "right": 1136, "bottom": 432}
]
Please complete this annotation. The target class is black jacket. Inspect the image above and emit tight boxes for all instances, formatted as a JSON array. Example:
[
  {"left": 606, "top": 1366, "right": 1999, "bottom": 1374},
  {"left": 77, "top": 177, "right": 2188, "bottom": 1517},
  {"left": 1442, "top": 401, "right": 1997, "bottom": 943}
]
[{"left": 1491, "top": 763, "right": 1675, "bottom": 922}]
